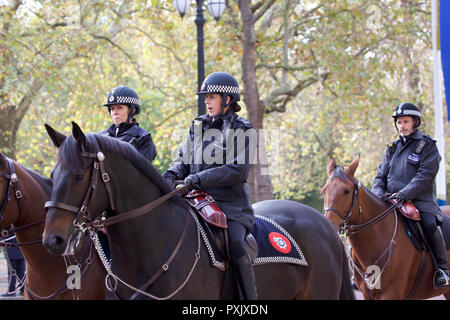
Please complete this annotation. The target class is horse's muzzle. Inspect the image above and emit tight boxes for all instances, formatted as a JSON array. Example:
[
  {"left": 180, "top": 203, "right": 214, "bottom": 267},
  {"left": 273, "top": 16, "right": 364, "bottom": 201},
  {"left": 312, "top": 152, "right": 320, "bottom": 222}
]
[{"left": 42, "top": 233, "right": 67, "bottom": 255}]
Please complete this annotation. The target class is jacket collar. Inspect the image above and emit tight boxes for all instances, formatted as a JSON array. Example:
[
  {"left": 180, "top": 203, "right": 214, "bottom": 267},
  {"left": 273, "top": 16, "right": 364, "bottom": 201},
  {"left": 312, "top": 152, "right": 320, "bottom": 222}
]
[{"left": 106, "top": 120, "right": 139, "bottom": 137}]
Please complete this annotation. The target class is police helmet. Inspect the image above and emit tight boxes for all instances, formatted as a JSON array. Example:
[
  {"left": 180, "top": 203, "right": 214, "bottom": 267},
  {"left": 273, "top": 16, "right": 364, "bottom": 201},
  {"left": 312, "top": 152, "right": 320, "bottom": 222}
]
[
  {"left": 392, "top": 102, "right": 421, "bottom": 128},
  {"left": 197, "top": 72, "right": 241, "bottom": 112},
  {"left": 104, "top": 86, "right": 141, "bottom": 115}
]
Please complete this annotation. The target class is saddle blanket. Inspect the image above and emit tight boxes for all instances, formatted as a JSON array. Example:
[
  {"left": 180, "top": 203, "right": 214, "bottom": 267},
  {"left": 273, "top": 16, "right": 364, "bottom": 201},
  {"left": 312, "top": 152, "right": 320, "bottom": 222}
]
[
  {"left": 401, "top": 213, "right": 450, "bottom": 251},
  {"left": 191, "top": 211, "right": 308, "bottom": 270}
]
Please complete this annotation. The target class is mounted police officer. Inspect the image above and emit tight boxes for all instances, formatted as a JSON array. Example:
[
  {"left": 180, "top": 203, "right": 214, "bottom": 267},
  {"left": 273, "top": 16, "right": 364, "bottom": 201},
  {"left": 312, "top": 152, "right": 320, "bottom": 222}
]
[
  {"left": 162, "top": 72, "right": 257, "bottom": 299},
  {"left": 372, "top": 102, "right": 449, "bottom": 289},
  {"left": 100, "top": 85, "right": 157, "bottom": 162}
]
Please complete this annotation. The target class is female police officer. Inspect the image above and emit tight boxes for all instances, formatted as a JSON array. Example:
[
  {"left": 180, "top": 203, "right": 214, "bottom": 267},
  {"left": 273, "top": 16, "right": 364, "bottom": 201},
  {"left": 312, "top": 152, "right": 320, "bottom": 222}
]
[
  {"left": 100, "top": 85, "right": 157, "bottom": 162},
  {"left": 162, "top": 72, "right": 257, "bottom": 299}
]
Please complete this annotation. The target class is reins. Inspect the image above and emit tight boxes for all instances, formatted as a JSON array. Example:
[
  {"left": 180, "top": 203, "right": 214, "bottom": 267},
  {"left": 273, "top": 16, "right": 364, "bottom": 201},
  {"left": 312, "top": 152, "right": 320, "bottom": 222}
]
[{"left": 45, "top": 151, "right": 190, "bottom": 233}]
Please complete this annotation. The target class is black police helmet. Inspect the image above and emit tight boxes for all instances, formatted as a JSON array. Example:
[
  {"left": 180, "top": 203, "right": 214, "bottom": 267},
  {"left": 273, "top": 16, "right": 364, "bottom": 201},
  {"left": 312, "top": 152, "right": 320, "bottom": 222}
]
[
  {"left": 104, "top": 86, "right": 141, "bottom": 115},
  {"left": 197, "top": 72, "right": 241, "bottom": 112},
  {"left": 392, "top": 102, "right": 421, "bottom": 128}
]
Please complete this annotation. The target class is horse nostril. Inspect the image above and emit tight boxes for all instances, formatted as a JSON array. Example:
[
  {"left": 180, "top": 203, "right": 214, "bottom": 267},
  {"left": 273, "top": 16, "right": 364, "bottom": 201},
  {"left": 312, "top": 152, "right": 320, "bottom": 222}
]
[{"left": 43, "top": 234, "right": 66, "bottom": 255}]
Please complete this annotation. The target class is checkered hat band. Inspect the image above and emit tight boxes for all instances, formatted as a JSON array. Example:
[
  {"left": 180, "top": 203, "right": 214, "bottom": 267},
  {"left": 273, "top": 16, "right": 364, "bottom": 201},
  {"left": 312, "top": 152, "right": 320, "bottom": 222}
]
[
  {"left": 393, "top": 109, "right": 421, "bottom": 117},
  {"left": 113, "top": 96, "right": 139, "bottom": 105},
  {"left": 206, "top": 85, "right": 240, "bottom": 94}
]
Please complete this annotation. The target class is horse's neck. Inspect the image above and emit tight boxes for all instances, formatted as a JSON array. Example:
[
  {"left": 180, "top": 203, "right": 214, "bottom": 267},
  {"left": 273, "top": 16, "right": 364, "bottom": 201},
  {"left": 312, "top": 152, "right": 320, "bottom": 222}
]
[
  {"left": 349, "top": 187, "right": 398, "bottom": 265},
  {"left": 13, "top": 165, "right": 67, "bottom": 287}
]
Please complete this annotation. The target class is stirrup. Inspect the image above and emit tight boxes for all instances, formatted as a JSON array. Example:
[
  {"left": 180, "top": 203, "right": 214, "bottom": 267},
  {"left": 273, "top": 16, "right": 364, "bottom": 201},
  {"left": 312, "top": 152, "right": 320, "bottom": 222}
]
[{"left": 433, "top": 269, "right": 450, "bottom": 289}]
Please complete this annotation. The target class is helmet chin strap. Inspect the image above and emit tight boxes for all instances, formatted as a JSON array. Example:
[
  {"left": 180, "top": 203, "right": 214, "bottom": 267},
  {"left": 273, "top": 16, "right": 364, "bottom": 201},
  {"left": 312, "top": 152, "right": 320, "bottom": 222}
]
[
  {"left": 126, "top": 106, "right": 135, "bottom": 123},
  {"left": 218, "top": 94, "right": 233, "bottom": 116}
]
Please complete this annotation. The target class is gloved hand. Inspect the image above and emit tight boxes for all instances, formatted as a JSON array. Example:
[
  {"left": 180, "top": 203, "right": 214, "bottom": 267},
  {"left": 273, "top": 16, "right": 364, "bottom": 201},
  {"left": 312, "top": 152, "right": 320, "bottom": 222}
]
[
  {"left": 381, "top": 193, "right": 392, "bottom": 202},
  {"left": 394, "top": 192, "right": 407, "bottom": 202},
  {"left": 184, "top": 174, "right": 201, "bottom": 189},
  {"left": 162, "top": 172, "right": 177, "bottom": 189}
]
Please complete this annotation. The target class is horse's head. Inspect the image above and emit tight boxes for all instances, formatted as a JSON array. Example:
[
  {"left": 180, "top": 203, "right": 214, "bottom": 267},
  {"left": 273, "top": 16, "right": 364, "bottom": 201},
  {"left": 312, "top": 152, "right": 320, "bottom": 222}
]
[
  {"left": 43, "top": 122, "right": 111, "bottom": 255},
  {"left": 321, "top": 155, "right": 360, "bottom": 231}
]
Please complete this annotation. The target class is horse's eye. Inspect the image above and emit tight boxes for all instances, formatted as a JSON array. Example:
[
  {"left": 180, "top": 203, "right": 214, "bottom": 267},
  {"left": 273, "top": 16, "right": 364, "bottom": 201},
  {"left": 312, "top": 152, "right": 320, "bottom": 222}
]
[
  {"left": 344, "top": 189, "right": 351, "bottom": 195},
  {"left": 75, "top": 174, "right": 84, "bottom": 181}
]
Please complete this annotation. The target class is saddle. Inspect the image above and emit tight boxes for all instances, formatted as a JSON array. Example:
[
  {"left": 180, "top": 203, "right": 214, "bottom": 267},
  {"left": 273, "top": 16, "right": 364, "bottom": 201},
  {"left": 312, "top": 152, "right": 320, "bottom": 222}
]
[
  {"left": 184, "top": 190, "right": 258, "bottom": 262},
  {"left": 184, "top": 190, "right": 228, "bottom": 228},
  {"left": 390, "top": 198, "right": 421, "bottom": 221}
]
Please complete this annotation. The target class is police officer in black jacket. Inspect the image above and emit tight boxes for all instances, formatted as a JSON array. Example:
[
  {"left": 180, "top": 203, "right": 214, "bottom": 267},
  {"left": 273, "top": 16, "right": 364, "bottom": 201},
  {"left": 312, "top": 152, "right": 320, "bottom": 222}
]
[
  {"left": 372, "top": 102, "right": 449, "bottom": 288},
  {"left": 99, "top": 86, "right": 157, "bottom": 162},
  {"left": 162, "top": 72, "right": 257, "bottom": 299}
]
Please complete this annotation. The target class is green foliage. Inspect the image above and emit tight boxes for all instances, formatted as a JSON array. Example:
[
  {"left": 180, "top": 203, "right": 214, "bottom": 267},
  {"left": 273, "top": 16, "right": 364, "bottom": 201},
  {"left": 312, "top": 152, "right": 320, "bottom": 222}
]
[{"left": 1, "top": 0, "right": 449, "bottom": 208}]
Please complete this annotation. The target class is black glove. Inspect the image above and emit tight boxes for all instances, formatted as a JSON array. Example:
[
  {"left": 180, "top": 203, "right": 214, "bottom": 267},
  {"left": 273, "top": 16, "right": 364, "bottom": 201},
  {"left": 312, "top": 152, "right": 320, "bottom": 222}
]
[
  {"left": 162, "top": 172, "right": 176, "bottom": 189},
  {"left": 381, "top": 193, "right": 392, "bottom": 202},
  {"left": 184, "top": 174, "right": 201, "bottom": 189},
  {"left": 394, "top": 192, "right": 407, "bottom": 202}
]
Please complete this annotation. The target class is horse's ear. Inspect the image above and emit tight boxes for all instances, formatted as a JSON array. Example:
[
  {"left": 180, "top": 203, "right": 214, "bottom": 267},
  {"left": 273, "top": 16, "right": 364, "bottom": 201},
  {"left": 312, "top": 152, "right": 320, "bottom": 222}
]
[
  {"left": 327, "top": 156, "right": 337, "bottom": 176},
  {"left": 71, "top": 121, "right": 86, "bottom": 149},
  {"left": 45, "top": 124, "right": 67, "bottom": 148},
  {"left": 344, "top": 154, "right": 360, "bottom": 178}
]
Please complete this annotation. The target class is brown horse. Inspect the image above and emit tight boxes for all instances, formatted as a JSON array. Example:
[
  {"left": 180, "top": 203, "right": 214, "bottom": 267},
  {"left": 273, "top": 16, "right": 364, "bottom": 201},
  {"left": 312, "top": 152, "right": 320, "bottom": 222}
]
[
  {"left": 0, "top": 153, "right": 106, "bottom": 299},
  {"left": 321, "top": 155, "right": 450, "bottom": 300}
]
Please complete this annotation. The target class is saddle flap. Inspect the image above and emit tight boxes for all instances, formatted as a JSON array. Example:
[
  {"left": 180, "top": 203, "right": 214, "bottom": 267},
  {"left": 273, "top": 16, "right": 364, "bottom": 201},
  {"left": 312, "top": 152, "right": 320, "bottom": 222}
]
[{"left": 184, "top": 190, "right": 227, "bottom": 228}]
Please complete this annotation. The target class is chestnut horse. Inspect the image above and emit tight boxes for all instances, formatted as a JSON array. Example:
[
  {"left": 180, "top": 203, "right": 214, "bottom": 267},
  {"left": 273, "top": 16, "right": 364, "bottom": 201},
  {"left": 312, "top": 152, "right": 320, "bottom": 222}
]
[
  {"left": 321, "top": 156, "right": 450, "bottom": 300},
  {"left": 0, "top": 153, "right": 106, "bottom": 299}
]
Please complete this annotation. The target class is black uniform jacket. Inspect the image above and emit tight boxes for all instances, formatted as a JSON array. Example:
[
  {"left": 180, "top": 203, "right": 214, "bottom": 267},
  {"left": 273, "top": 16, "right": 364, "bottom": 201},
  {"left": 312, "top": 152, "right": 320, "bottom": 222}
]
[
  {"left": 100, "top": 121, "right": 157, "bottom": 163},
  {"left": 164, "top": 111, "right": 255, "bottom": 230},
  {"left": 372, "top": 129, "right": 444, "bottom": 222}
]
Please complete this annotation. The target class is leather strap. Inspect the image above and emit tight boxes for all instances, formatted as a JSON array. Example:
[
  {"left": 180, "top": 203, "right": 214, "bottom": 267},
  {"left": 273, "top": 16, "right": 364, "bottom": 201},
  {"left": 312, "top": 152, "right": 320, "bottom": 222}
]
[
  {"left": 129, "top": 210, "right": 191, "bottom": 300},
  {"left": 86, "top": 185, "right": 190, "bottom": 230}
]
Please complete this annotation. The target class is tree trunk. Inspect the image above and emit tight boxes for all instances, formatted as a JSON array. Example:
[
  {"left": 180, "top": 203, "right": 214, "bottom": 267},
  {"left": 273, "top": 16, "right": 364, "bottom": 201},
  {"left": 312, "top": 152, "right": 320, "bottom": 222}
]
[{"left": 239, "top": 0, "right": 273, "bottom": 203}]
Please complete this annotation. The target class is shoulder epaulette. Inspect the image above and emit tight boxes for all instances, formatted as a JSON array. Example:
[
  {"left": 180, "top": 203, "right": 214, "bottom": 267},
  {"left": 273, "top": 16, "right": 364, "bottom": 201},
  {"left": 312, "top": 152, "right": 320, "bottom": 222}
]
[
  {"left": 235, "top": 116, "right": 253, "bottom": 129},
  {"left": 387, "top": 140, "right": 399, "bottom": 154}
]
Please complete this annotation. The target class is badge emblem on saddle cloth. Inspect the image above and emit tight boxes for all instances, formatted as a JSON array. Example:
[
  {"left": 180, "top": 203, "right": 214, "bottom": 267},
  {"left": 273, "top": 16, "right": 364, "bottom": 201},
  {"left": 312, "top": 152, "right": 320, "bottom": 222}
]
[{"left": 184, "top": 190, "right": 227, "bottom": 228}]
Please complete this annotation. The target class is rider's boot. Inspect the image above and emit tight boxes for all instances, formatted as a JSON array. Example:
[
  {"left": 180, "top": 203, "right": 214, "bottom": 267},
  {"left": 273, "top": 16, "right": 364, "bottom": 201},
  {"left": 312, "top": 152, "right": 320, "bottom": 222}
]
[
  {"left": 428, "top": 226, "right": 450, "bottom": 289},
  {"left": 234, "top": 255, "right": 258, "bottom": 300}
]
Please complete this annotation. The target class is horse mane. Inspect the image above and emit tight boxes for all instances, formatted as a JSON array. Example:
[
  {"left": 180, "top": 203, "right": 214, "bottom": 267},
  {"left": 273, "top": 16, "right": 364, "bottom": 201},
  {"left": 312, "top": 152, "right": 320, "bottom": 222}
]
[
  {"left": 333, "top": 165, "right": 385, "bottom": 206},
  {"left": 19, "top": 164, "right": 53, "bottom": 196},
  {"left": 58, "top": 132, "right": 173, "bottom": 196},
  {"left": 332, "top": 166, "right": 348, "bottom": 180}
]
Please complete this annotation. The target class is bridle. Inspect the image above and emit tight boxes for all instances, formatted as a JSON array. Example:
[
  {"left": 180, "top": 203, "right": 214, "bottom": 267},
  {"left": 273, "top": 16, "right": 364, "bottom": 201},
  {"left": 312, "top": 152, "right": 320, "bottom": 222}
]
[
  {"left": 323, "top": 173, "right": 398, "bottom": 237},
  {"left": 323, "top": 171, "right": 401, "bottom": 296},
  {"left": 0, "top": 157, "right": 23, "bottom": 221},
  {"left": 0, "top": 157, "right": 45, "bottom": 246},
  {"left": 44, "top": 148, "right": 194, "bottom": 299},
  {"left": 44, "top": 150, "right": 189, "bottom": 232},
  {"left": 45, "top": 151, "right": 116, "bottom": 231}
]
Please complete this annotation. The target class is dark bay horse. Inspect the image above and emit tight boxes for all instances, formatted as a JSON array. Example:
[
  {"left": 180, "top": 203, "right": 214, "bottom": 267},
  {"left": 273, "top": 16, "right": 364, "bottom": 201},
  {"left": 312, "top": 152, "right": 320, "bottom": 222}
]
[
  {"left": 42, "top": 122, "right": 355, "bottom": 300},
  {"left": 0, "top": 153, "right": 106, "bottom": 299},
  {"left": 321, "top": 156, "right": 450, "bottom": 300}
]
